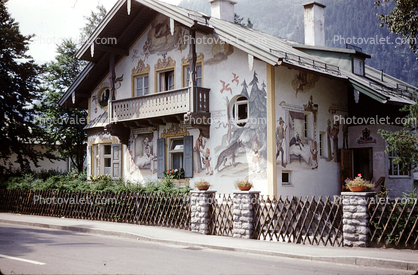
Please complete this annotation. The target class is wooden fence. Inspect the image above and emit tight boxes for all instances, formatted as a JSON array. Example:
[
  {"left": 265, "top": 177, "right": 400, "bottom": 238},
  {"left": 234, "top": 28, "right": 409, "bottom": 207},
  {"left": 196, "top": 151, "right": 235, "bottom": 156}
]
[
  {"left": 0, "top": 189, "right": 190, "bottom": 229},
  {"left": 368, "top": 197, "right": 418, "bottom": 248},
  {"left": 253, "top": 196, "right": 343, "bottom": 246}
]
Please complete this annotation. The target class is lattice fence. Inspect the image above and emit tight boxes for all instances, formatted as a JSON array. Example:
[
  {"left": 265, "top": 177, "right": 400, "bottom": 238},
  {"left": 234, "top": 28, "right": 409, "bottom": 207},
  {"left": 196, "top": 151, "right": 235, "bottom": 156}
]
[
  {"left": 210, "top": 193, "right": 233, "bottom": 236},
  {"left": 253, "top": 196, "right": 343, "bottom": 246},
  {"left": 0, "top": 189, "right": 190, "bottom": 229},
  {"left": 368, "top": 198, "right": 418, "bottom": 248}
]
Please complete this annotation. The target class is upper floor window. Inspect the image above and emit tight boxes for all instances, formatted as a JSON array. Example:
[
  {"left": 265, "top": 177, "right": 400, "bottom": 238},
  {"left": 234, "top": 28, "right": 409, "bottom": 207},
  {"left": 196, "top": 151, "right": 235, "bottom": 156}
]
[
  {"left": 159, "top": 70, "right": 175, "bottom": 92},
  {"left": 132, "top": 59, "right": 150, "bottom": 97},
  {"left": 135, "top": 75, "right": 149, "bottom": 97},
  {"left": 183, "top": 64, "right": 202, "bottom": 87}
]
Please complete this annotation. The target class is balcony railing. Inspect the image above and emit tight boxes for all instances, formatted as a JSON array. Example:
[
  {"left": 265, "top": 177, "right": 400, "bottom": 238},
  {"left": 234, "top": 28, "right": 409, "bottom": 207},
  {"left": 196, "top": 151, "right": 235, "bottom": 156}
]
[{"left": 109, "top": 87, "right": 210, "bottom": 123}]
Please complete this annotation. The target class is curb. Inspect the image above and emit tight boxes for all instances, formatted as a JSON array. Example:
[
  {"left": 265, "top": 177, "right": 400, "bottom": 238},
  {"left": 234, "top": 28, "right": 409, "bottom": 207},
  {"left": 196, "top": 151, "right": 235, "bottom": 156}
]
[{"left": 1, "top": 218, "right": 417, "bottom": 272}]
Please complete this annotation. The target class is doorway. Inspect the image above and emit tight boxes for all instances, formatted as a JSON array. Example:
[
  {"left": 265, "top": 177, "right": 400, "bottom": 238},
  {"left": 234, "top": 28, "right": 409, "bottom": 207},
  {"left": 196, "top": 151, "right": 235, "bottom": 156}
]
[{"left": 341, "top": 147, "right": 373, "bottom": 185}]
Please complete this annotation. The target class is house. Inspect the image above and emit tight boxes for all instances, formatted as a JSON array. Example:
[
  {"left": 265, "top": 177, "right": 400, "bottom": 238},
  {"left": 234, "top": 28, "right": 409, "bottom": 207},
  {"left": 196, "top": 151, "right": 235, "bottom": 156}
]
[{"left": 59, "top": 0, "right": 418, "bottom": 197}]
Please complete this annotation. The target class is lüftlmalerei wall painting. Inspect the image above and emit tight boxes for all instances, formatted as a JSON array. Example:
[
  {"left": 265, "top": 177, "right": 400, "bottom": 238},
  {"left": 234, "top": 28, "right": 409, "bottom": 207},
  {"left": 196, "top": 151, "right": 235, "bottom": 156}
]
[
  {"left": 276, "top": 95, "right": 319, "bottom": 169},
  {"left": 210, "top": 71, "right": 267, "bottom": 178}
]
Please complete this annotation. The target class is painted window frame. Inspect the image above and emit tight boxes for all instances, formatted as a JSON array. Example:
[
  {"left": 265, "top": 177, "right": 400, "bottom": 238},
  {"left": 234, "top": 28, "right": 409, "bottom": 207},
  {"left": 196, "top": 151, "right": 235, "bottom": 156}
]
[
  {"left": 154, "top": 57, "right": 176, "bottom": 94},
  {"left": 131, "top": 59, "right": 151, "bottom": 97},
  {"left": 157, "top": 134, "right": 193, "bottom": 178},
  {"left": 134, "top": 74, "right": 149, "bottom": 97}
]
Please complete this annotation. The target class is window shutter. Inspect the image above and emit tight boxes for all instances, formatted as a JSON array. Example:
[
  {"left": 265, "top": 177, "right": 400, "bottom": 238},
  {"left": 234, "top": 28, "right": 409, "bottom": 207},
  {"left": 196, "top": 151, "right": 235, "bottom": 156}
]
[
  {"left": 87, "top": 145, "right": 92, "bottom": 179},
  {"left": 111, "top": 144, "right": 122, "bottom": 179},
  {"left": 183, "top": 135, "right": 193, "bottom": 178},
  {"left": 157, "top": 138, "right": 165, "bottom": 178},
  {"left": 99, "top": 144, "right": 104, "bottom": 175}
]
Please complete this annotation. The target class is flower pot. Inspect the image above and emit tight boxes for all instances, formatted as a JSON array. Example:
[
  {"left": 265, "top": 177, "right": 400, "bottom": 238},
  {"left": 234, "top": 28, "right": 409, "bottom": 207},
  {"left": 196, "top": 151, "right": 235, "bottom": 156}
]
[
  {"left": 349, "top": 186, "right": 366, "bottom": 192},
  {"left": 197, "top": 185, "right": 210, "bottom": 191},
  {"left": 238, "top": 185, "right": 252, "bottom": 191}
]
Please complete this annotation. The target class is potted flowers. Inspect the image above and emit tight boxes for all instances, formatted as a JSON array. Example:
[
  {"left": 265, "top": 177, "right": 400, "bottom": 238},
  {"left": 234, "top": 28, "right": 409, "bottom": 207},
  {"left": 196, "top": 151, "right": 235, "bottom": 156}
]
[
  {"left": 345, "top": 174, "right": 374, "bottom": 192},
  {"left": 235, "top": 177, "right": 253, "bottom": 191},
  {"left": 195, "top": 179, "right": 210, "bottom": 191}
]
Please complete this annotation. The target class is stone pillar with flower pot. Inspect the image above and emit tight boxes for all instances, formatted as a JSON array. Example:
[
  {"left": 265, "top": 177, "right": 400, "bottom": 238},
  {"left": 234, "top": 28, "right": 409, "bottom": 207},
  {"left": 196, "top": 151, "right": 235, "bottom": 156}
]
[
  {"left": 190, "top": 190, "right": 215, "bottom": 235},
  {"left": 232, "top": 191, "right": 260, "bottom": 239},
  {"left": 341, "top": 191, "right": 375, "bottom": 247}
]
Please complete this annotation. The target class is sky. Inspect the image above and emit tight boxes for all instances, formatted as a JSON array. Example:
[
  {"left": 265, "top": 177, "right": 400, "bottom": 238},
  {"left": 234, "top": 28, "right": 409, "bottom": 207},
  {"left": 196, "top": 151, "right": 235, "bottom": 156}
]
[{"left": 6, "top": 0, "right": 181, "bottom": 64}]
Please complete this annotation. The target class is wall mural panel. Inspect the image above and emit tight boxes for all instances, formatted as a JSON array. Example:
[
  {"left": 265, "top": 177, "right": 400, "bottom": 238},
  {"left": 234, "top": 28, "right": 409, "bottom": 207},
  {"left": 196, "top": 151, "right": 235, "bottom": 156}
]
[{"left": 206, "top": 71, "right": 267, "bottom": 178}]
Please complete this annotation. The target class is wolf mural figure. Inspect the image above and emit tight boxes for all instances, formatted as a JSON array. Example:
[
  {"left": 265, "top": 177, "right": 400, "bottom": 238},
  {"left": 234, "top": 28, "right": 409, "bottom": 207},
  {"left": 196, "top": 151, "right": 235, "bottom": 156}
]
[{"left": 215, "top": 140, "right": 245, "bottom": 172}]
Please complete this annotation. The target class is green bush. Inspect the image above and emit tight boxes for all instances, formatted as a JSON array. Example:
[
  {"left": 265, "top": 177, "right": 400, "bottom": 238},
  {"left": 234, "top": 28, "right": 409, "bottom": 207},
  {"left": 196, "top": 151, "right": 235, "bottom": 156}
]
[{"left": 1, "top": 171, "right": 190, "bottom": 194}]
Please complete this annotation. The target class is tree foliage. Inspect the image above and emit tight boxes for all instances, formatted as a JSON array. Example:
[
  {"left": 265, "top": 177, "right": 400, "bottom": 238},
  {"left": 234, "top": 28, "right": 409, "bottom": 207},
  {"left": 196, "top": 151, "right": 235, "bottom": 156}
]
[
  {"left": 378, "top": 102, "right": 418, "bottom": 172},
  {"left": 0, "top": 1, "right": 58, "bottom": 174},
  {"left": 375, "top": 0, "right": 418, "bottom": 58},
  {"left": 37, "top": 39, "right": 87, "bottom": 173},
  {"left": 234, "top": 13, "right": 253, "bottom": 28},
  {"left": 37, "top": 5, "right": 107, "bottom": 173}
]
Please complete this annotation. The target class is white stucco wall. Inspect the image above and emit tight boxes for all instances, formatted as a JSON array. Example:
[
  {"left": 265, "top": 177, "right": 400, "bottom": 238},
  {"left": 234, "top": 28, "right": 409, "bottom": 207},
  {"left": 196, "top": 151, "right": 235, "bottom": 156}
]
[{"left": 274, "top": 65, "right": 347, "bottom": 197}]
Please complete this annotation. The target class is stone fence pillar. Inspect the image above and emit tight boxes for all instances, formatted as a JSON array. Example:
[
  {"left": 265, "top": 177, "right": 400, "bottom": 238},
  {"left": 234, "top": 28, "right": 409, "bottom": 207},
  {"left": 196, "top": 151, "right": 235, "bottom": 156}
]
[
  {"left": 190, "top": 190, "right": 215, "bottom": 235},
  {"left": 232, "top": 191, "right": 260, "bottom": 239},
  {"left": 341, "top": 192, "right": 375, "bottom": 247}
]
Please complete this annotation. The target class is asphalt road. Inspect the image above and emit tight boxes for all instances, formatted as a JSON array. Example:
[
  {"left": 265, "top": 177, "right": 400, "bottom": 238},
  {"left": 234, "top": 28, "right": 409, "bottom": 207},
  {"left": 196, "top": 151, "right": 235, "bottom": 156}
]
[{"left": 0, "top": 223, "right": 414, "bottom": 275}]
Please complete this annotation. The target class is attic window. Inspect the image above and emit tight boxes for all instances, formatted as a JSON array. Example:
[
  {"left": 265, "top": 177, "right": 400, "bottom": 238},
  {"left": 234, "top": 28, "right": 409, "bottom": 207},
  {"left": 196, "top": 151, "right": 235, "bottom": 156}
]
[{"left": 353, "top": 58, "right": 364, "bottom": 76}]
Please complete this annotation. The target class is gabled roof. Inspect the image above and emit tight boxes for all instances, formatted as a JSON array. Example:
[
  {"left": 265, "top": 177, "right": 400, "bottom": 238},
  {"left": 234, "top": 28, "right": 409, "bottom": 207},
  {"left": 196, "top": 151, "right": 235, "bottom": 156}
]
[{"left": 59, "top": 0, "right": 417, "bottom": 109}]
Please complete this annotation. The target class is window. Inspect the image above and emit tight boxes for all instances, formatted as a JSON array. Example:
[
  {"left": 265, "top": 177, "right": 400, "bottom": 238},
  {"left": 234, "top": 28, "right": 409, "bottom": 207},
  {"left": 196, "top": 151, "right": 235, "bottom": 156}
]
[
  {"left": 388, "top": 151, "right": 409, "bottom": 177},
  {"left": 90, "top": 143, "right": 122, "bottom": 179},
  {"left": 353, "top": 58, "right": 364, "bottom": 76},
  {"left": 159, "top": 70, "right": 174, "bottom": 92},
  {"left": 98, "top": 88, "right": 110, "bottom": 108},
  {"left": 183, "top": 64, "right": 202, "bottom": 87},
  {"left": 157, "top": 136, "right": 193, "bottom": 178},
  {"left": 282, "top": 171, "right": 292, "bottom": 186},
  {"left": 135, "top": 75, "right": 149, "bottom": 96},
  {"left": 169, "top": 138, "right": 184, "bottom": 170},
  {"left": 232, "top": 95, "right": 249, "bottom": 127},
  {"left": 304, "top": 113, "right": 313, "bottom": 140}
]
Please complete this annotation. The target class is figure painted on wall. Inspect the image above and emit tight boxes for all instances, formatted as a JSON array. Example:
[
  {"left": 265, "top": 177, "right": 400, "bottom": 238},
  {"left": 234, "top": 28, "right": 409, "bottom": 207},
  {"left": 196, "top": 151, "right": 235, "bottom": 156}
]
[
  {"left": 331, "top": 121, "right": 340, "bottom": 162},
  {"left": 214, "top": 140, "right": 245, "bottom": 172},
  {"left": 326, "top": 119, "right": 332, "bottom": 162},
  {"left": 203, "top": 148, "right": 213, "bottom": 175},
  {"left": 276, "top": 117, "right": 286, "bottom": 168},
  {"left": 194, "top": 133, "right": 206, "bottom": 173},
  {"left": 232, "top": 73, "right": 239, "bottom": 86},
  {"left": 291, "top": 71, "right": 320, "bottom": 98},
  {"left": 206, "top": 42, "right": 234, "bottom": 65},
  {"left": 343, "top": 115, "right": 349, "bottom": 149},
  {"left": 133, "top": 134, "right": 157, "bottom": 173},
  {"left": 311, "top": 141, "right": 318, "bottom": 169},
  {"left": 143, "top": 15, "right": 187, "bottom": 57},
  {"left": 252, "top": 140, "right": 261, "bottom": 173}
]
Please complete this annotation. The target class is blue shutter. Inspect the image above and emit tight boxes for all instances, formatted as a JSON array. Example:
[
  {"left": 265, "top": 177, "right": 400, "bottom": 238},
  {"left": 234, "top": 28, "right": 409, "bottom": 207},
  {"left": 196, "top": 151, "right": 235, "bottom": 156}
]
[
  {"left": 111, "top": 144, "right": 122, "bottom": 179},
  {"left": 157, "top": 138, "right": 165, "bottom": 178},
  {"left": 183, "top": 135, "right": 193, "bottom": 178},
  {"left": 87, "top": 145, "right": 92, "bottom": 179}
]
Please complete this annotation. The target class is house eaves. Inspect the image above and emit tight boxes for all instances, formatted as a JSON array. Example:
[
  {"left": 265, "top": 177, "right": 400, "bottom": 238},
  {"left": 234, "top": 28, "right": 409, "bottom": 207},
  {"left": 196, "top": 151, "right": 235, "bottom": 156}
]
[{"left": 60, "top": 0, "right": 416, "bottom": 109}]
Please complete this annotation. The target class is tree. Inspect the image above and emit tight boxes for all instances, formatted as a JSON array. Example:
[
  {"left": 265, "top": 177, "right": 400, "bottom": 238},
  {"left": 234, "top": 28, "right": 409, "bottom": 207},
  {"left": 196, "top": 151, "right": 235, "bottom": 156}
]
[
  {"left": 234, "top": 13, "right": 253, "bottom": 28},
  {"left": 37, "top": 5, "right": 107, "bottom": 173},
  {"left": 37, "top": 39, "right": 87, "bottom": 173},
  {"left": 0, "top": 1, "right": 57, "bottom": 174},
  {"left": 378, "top": 102, "right": 418, "bottom": 173},
  {"left": 375, "top": 0, "right": 418, "bottom": 58}
]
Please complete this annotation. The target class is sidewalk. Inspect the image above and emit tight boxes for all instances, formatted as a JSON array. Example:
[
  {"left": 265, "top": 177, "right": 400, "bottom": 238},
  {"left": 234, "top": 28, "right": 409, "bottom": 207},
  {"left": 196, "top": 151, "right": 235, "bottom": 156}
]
[{"left": 0, "top": 213, "right": 417, "bottom": 271}]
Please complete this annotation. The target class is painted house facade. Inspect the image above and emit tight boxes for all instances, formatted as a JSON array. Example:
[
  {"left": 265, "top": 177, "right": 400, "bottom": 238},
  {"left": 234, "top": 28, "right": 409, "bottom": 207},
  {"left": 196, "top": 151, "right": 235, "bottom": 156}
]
[{"left": 59, "top": 0, "right": 418, "bottom": 197}]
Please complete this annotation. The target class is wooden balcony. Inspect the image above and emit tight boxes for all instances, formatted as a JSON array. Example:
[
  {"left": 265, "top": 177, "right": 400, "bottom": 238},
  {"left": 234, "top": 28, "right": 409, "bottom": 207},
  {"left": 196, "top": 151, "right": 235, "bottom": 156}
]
[{"left": 108, "top": 87, "right": 210, "bottom": 132}]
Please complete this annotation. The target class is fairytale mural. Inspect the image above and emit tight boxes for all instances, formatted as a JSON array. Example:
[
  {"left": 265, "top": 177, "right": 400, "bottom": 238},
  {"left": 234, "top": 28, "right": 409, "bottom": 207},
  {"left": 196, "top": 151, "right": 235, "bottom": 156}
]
[{"left": 212, "top": 71, "right": 267, "bottom": 177}]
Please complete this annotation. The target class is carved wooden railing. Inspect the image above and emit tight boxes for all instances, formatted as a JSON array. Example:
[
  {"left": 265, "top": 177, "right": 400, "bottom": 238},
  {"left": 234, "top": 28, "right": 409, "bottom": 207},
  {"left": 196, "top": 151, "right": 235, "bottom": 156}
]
[{"left": 109, "top": 87, "right": 210, "bottom": 123}]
